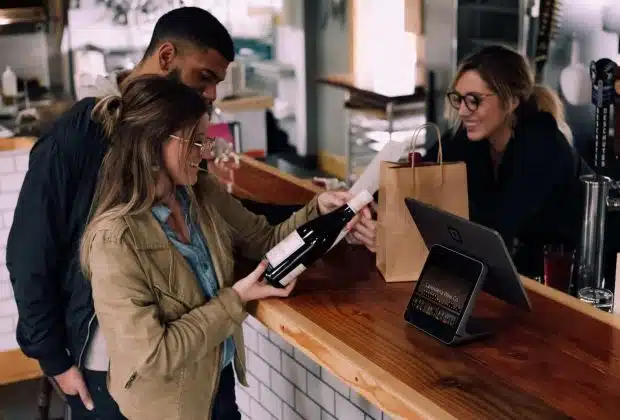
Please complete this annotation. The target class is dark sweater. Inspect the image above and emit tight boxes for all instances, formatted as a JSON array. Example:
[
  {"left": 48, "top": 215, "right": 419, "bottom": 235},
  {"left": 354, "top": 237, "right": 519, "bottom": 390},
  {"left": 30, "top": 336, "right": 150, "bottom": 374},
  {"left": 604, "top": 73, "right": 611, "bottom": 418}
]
[{"left": 426, "top": 112, "right": 588, "bottom": 276}]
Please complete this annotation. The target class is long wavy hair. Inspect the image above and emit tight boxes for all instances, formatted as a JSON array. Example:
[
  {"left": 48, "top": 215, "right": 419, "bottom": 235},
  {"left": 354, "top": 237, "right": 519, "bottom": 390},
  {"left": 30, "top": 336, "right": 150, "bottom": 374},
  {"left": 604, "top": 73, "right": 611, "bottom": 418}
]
[
  {"left": 446, "top": 44, "right": 573, "bottom": 144},
  {"left": 80, "top": 74, "right": 232, "bottom": 275}
]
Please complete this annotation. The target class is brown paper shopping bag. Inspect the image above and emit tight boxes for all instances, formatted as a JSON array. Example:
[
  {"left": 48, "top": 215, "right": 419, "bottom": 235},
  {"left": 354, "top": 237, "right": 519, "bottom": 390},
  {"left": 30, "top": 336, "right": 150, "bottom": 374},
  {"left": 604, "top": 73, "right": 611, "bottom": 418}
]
[{"left": 376, "top": 123, "right": 469, "bottom": 282}]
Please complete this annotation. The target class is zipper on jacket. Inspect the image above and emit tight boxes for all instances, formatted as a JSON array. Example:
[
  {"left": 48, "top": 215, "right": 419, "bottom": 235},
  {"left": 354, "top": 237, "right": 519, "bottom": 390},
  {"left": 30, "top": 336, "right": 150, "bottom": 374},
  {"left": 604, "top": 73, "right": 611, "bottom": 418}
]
[{"left": 77, "top": 313, "right": 96, "bottom": 368}]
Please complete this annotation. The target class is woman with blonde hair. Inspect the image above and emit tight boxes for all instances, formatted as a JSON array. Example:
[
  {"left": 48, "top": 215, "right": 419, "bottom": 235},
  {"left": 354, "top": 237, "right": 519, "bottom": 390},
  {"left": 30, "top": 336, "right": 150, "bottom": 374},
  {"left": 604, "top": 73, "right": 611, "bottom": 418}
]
[
  {"left": 80, "top": 74, "right": 371, "bottom": 419},
  {"left": 427, "top": 45, "right": 589, "bottom": 277}
]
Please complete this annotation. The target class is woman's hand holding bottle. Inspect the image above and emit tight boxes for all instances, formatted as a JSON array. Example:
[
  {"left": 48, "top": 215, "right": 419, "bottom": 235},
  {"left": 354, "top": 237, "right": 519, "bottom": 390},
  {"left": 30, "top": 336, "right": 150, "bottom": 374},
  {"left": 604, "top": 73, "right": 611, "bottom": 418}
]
[{"left": 232, "top": 260, "right": 296, "bottom": 303}]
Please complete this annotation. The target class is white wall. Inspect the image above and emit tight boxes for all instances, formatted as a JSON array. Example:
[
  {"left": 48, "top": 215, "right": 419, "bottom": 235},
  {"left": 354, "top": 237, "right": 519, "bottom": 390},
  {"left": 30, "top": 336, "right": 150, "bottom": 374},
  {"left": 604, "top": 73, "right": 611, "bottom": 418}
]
[
  {"left": 0, "top": 148, "right": 28, "bottom": 352},
  {"left": 353, "top": 0, "right": 418, "bottom": 97},
  {"left": 239, "top": 316, "right": 393, "bottom": 420}
]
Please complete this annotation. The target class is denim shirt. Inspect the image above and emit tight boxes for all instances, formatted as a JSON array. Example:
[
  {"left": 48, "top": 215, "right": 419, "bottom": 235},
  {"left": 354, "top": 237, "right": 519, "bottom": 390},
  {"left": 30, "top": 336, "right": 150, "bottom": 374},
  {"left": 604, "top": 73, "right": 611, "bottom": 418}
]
[{"left": 151, "top": 189, "right": 235, "bottom": 370}]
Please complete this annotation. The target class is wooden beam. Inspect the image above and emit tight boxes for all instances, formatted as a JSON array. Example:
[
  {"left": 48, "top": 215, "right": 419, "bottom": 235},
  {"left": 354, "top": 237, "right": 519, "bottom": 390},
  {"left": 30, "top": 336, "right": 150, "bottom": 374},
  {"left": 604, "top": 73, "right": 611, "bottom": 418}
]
[{"left": 404, "top": 0, "right": 423, "bottom": 35}]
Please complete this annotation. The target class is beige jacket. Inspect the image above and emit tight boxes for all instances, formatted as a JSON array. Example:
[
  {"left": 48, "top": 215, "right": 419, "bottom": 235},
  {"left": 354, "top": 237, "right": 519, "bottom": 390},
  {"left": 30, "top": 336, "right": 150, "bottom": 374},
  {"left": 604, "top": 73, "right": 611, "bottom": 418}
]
[{"left": 85, "top": 175, "right": 319, "bottom": 420}]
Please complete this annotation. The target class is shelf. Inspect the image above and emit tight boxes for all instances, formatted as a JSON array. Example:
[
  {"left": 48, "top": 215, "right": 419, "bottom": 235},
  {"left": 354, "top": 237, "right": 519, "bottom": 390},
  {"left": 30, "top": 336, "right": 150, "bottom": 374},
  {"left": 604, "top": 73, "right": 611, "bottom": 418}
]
[
  {"left": 348, "top": 111, "right": 426, "bottom": 132},
  {"left": 250, "top": 60, "right": 296, "bottom": 79},
  {"left": 318, "top": 72, "right": 426, "bottom": 104}
]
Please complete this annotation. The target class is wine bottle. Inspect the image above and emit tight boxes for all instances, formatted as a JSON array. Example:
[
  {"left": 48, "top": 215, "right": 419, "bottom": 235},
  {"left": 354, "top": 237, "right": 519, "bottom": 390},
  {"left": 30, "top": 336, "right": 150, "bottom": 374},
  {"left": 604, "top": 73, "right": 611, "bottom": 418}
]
[{"left": 264, "top": 190, "right": 374, "bottom": 288}]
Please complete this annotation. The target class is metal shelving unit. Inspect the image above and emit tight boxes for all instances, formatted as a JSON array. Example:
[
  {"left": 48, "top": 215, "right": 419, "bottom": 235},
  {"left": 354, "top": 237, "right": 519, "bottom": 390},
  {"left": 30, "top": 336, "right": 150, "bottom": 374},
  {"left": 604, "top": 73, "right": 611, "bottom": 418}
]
[{"left": 344, "top": 99, "right": 427, "bottom": 184}]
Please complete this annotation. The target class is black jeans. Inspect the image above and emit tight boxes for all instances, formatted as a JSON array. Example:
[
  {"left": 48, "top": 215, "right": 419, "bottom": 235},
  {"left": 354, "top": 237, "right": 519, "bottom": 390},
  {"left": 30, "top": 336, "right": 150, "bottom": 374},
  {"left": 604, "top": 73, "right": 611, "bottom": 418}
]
[
  {"left": 64, "top": 370, "right": 125, "bottom": 420},
  {"left": 212, "top": 364, "right": 241, "bottom": 420},
  {"left": 65, "top": 366, "right": 239, "bottom": 420}
]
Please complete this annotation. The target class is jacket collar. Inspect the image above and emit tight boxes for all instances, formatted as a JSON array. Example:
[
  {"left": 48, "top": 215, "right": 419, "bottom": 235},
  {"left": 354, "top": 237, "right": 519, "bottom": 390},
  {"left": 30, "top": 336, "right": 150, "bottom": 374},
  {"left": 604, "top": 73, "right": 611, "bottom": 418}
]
[
  {"left": 127, "top": 188, "right": 193, "bottom": 250},
  {"left": 123, "top": 212, "right": 170, "bottom": 250}
]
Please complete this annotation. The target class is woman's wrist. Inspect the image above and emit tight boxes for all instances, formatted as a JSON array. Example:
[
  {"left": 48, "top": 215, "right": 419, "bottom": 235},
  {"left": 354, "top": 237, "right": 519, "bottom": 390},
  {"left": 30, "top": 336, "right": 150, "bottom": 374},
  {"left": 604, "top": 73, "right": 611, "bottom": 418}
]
[{"left": 231, "top": 282, "right": 247, "bottom": 303}]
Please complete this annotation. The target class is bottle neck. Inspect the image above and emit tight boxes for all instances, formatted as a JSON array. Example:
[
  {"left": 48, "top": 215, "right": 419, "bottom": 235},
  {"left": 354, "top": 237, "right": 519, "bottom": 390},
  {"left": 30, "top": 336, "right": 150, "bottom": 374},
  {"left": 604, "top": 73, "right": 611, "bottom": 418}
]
[{"left": 334, "top": 204, "right": 356, "bottom": 222}]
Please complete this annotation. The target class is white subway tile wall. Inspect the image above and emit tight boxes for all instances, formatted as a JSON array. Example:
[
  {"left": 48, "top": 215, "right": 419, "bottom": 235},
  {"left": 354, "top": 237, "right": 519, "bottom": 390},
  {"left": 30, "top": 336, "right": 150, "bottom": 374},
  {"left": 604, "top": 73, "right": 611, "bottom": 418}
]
[
  {"left": 0, "top": 149, "right": 391, "bottom": 419},
  {"left": 237, "top": 316, "right": 393, "bottom": 420},
  {"left": 0, "top": 149, "right": 29, "bottom": 352}
]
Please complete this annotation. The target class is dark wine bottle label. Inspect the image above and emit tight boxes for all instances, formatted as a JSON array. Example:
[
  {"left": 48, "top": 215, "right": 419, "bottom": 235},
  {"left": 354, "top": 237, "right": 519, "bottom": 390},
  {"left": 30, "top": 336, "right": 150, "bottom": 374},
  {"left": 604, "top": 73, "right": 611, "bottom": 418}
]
[
  {"left": 279, "top": 263, "right": 307, "bottom": 286},
  {"left": 265, "top": 230, "right": 305, "bottom": 267}
]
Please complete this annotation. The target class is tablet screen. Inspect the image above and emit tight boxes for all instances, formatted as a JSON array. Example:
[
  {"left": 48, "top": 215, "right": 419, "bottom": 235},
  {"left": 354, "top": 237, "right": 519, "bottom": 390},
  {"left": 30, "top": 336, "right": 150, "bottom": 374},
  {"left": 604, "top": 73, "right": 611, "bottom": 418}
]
[{"left": 405, "top": 244, "right": 484, "bottom": 343}]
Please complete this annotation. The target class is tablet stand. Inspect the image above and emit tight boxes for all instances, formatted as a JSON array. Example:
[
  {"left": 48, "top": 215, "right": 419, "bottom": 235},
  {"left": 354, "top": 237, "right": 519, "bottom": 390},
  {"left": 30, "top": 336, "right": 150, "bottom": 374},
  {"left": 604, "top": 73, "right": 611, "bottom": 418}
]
[
  {"left": 448, "top": 255, "right": 493, "bottom": 345},
  {"left": 451, "top": 311, "right": 493, "bottom": 345},
  {"left": 405, "top": 244, "right": 496, "bottom": 345}
]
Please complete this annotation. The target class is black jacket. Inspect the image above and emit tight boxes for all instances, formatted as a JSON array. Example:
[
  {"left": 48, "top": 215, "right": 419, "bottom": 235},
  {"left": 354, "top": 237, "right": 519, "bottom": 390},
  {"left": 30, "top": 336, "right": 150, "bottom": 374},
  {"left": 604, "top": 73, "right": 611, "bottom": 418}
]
[
  {"left": 426, "top": 112, "right": 588, "bottom": 276},
  {"left": 6, "top": 97, "right": 301, "bottom": 376}
]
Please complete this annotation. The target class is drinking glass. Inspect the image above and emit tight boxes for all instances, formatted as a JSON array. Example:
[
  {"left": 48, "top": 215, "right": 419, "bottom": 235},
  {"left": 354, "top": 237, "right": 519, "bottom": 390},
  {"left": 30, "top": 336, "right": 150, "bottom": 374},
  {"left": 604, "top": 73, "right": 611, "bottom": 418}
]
[
  {"left": 205, "top": 123, "right": 240, "bottom": 194},
  {"left": 577, "top": 287, "right": 614, "bottom": 312},
  {"left": 543, "top": 244, "right": 574, "bottom": 293}
]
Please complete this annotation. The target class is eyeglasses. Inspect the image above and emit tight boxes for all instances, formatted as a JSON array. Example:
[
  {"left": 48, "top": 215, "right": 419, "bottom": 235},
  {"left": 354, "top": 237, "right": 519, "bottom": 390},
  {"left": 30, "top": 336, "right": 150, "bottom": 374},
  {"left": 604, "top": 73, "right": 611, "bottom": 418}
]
[
  {"left": 169, "top": 134, "right": 215, "bottom": 157},
  {"left": 446, "top": 91, "right": 495, "bottom": 112}
]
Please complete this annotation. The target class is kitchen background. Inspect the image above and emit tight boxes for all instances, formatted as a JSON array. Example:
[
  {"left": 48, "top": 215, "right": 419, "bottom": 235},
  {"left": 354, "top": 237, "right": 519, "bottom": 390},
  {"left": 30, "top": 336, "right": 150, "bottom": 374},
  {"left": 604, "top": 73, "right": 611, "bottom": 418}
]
[{"left": 1, "top": 0, "right": 620, "bottom": 419}]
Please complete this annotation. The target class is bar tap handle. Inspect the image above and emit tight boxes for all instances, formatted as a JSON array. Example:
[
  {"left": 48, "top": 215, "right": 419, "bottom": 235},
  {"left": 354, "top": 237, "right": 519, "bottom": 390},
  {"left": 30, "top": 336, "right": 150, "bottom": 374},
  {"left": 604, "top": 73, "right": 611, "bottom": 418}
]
[{"left": 590, "top": 58, "right": 617, "bottom": 173}]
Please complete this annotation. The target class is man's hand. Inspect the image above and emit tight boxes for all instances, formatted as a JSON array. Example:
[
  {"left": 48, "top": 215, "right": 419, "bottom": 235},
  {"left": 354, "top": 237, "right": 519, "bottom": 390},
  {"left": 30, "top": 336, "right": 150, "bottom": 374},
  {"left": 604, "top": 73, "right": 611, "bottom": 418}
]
[
  {"left": 345, "top": 216, "right": 377, "bottom": 252},
  {"left": 54, "top": 366, "right": 94, "bottom": 410},
  {"left": 317, "top": 191, "right": 376, "bottom": 252}
]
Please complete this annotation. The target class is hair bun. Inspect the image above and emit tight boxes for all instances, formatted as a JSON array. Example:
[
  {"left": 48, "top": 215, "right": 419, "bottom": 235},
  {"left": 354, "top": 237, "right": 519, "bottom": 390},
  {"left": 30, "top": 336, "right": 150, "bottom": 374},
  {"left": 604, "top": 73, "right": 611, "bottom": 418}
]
[
  {"left": 92, "top": 94, "right": 123, "bottom": 139},
  {"left": 106, "top": 94, "right": 122, "bottom": 112}
]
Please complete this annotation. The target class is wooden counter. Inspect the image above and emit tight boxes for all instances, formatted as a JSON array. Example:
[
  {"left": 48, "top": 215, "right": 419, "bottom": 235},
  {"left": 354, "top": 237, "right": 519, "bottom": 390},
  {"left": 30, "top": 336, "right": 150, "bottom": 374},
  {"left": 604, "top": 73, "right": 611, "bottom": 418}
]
[
  {"left": 237, "top": 155, "right": 620, "bottom": 419},
  {"left": 0, "top": 350, "right": 42, "bottom": 386},
  {"left": 215, "top": 94, "right": 273, "bottom": 114}
]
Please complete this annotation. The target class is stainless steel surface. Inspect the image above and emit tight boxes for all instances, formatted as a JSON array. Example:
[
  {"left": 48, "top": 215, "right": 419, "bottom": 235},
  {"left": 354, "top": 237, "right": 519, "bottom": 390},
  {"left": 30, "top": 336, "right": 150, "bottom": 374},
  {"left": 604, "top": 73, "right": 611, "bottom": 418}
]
[
  {"left": 575, "top": 174, "right": 612, "bottom": 290},
  {"left": 344, "top": 106, "right": 426, "bottom": 184}
]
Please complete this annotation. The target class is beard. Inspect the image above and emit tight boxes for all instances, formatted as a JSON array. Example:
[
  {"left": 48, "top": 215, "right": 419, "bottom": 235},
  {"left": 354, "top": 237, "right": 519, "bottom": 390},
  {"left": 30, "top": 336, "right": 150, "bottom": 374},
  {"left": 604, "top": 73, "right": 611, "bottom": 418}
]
[{"left": 167, "top": 66, "right": 213, "bottom": 116}]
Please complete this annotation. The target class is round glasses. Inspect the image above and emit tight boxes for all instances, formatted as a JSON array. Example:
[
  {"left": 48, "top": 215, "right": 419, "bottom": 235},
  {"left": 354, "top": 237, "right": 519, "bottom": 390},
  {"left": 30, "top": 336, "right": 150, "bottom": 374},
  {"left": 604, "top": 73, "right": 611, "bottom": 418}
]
[
  {"left": 169, "top": 134, "right": 215, "bottom": 158},
  {"left": 446, "top": 91, "right": 495, "bottom": 112}
]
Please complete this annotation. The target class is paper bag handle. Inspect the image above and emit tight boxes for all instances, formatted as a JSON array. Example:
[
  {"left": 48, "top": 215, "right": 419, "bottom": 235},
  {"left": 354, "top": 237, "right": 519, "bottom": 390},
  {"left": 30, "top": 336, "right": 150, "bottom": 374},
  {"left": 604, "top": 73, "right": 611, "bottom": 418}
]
[
  {"left": 408, "top": 122, "right": 443, "bottom": 168},
  {"left": 409, "top": 122, "right": 444, "bottom": 187}
]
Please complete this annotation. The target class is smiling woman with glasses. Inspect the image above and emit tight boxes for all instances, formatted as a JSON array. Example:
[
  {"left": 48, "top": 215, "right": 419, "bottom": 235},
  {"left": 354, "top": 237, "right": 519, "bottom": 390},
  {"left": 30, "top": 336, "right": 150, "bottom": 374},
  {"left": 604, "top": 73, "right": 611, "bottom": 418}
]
[{"left": 425, "top": 45, "right": 590, "bottom": 279}]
